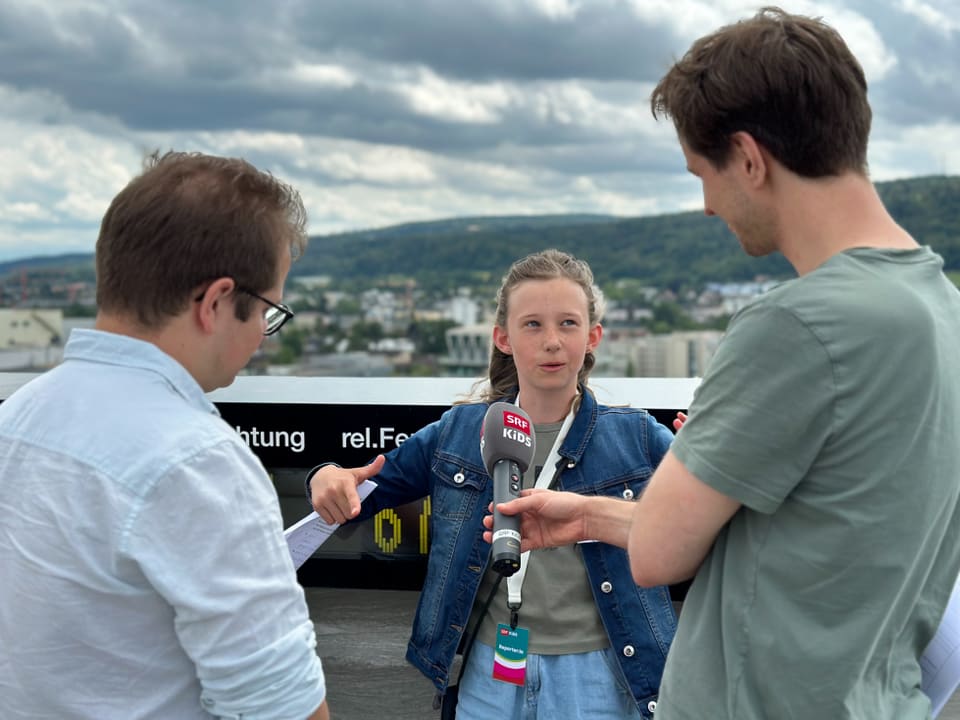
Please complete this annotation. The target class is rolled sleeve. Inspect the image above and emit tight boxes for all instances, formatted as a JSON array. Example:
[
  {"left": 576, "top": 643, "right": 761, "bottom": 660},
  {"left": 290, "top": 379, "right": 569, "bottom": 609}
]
[{"left": 128, "top": 440, "right": 326, "bottom": 719}]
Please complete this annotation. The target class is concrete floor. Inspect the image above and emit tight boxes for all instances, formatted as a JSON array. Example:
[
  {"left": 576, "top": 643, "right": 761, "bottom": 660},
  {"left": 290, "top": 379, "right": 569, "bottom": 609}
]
[
  {"left": 307, "top": 587, "right": 960, "bottom": 719},
  {"left": 308, "top": 587, "right": 437, "bottom": 718}
]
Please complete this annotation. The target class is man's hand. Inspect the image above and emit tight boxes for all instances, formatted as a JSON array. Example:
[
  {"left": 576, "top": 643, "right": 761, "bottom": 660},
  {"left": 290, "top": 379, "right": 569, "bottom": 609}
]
[
  {"left": 307, "top": 699, "right": 329, "bottom": 720},
  {"left": 308, "top": 455, "right": 385, "bottom": 525},
  {"left": 483, "top": 489, "right": 635, "bottom": 551}
]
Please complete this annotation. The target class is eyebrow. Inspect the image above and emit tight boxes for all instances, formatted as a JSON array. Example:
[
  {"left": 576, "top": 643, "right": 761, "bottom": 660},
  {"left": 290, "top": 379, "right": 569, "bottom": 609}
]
[{"left": 519, "top": 312, "right": 583, "bottom": 321}]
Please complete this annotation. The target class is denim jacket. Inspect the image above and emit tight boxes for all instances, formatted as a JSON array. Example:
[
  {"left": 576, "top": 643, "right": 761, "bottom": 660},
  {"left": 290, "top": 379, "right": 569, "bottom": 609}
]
[{"left": 314, "top": 388, "right": 676, "bottom": 718}]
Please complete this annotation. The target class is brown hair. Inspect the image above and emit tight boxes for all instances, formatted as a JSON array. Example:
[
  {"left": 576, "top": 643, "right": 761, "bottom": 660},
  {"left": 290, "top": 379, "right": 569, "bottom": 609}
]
[
  {"left": 95, "top": 150, "right": 307, "bottom": 328},
  {"left": 468, "top": 248, "right": 605, "bottom": 404},
  {"left": 650, "top": 6, "right": 871, "bottom": 176}
]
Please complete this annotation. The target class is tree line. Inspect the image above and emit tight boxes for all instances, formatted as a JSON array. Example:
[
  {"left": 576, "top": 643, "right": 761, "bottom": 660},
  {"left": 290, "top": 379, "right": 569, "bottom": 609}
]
[
  {"left": 300, "top": 174, "right": 960, "bottom": 295},
  {"left": 2, "top": 175, "right": 958, "bottom": 297}
]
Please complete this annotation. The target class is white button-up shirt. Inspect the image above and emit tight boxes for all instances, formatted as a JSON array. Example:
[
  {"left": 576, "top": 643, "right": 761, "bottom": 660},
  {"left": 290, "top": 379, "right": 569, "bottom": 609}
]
[{"left": 0, "top": 329, "right": 325, "bottom": 719}]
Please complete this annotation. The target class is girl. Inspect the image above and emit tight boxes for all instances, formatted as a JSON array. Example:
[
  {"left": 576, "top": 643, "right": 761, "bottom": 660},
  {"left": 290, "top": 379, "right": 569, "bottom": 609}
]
[{"left": 305, "top": 249, "right": 676, "bottom": 719}]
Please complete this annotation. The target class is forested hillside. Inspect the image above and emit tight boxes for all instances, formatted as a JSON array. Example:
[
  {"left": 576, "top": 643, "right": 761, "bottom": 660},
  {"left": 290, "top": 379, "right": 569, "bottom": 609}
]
[
  {"left": 2, "top": 175, "right": 957, "bottom": 294},
  {"left": 299, "top": 174, "right": 960, "bottom": 292}
]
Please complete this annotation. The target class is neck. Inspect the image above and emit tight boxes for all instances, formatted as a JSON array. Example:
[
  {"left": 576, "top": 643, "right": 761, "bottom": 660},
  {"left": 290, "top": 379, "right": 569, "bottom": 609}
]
[
  {"left": 518, "top": 388, "right": 579, "bottom": 424},
  {"left": 95, "top": 312, "right": 161, "bottom": 343},
  {"left": 95, "top": 311, "right": 210, "bottom": 389},
  {"left": 776, "top": 172, "right": 917, "bottom": 275}
]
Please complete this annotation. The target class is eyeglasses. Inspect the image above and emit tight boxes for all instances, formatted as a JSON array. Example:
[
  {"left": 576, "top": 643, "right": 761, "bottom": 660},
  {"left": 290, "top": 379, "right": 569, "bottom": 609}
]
[
  {"left": 194, "top": 283, "right": 295, "bottom": 336},
  {"left": 236, "top": 287, "right": 294, "bottom": 336}
]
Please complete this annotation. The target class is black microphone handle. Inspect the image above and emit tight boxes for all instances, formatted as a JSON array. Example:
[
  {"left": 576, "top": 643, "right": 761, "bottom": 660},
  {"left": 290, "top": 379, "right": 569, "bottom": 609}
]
[{"left": 491, "top": 458, "right": 522, "bottom": 576}]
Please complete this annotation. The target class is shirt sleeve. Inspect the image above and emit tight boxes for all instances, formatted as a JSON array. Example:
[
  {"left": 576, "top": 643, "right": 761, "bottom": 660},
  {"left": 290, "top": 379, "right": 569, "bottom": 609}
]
[
  {"left": 671, "top": 301, "right": 835, "bottom": 513},
  {"left": 126, "top": 439, "right": 326, "bottom": 720},
  {"left": 353, "top": 410, "right": 447, "bottom": 520}
]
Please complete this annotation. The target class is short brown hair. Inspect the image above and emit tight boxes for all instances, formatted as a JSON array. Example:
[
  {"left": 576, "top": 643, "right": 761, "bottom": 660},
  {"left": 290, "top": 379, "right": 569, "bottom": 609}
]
[
  {"left": 650, "top": 6, "right": 871, "bottom": 176},
  {"left": 474, "top": 249, "right": 605, "bottom": 404},
  {"left": 95, "top": 150, "right": 307, "bottom": 328}
]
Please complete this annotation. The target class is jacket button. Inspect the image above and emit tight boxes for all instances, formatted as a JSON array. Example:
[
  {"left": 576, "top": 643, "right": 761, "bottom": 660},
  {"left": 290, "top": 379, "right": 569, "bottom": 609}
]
[
  {"left": 600, "top": 581, "right": 613, "bottom": 593},
  {"left": 647, "top": 700, "right": 657, "bottom": 712},
  {"left": 622, "top": 488, "right": 635, "bottom": 500},
  {"left": 623, "top": 645, "right": 635, "bottom": 657},
  {"left": 566, "top": 460, "right": 576, "bottom": 469},
  {"left": 453, "top": 472, "right": 465, "bottom": 484}
]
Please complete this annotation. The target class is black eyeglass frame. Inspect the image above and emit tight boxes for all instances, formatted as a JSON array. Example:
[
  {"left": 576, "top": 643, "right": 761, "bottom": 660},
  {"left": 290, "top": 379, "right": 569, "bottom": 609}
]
[
  {"left": 194, "top": 283, "right": 294, "bottom": 336},
  {"left": 236, "top": 287, "right": 295, "bottom": 336}
]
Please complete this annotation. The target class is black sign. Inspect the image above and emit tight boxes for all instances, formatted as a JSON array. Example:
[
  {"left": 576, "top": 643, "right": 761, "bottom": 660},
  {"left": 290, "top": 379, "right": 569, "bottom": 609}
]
[
  {"left": 216, "top": 401, "right": 449, "bottom": 574},
  {"left": 0, "top": 371, "right": 692, "bottom": 591},
  {"left": 216, "top": 401, "right": 686, "bottom": 590}
]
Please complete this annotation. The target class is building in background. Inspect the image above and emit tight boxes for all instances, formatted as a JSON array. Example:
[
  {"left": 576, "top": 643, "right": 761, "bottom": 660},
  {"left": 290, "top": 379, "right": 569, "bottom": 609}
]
[
  {"left": 0, "top": 309, "right": 63, "bottom": 347},
  {"left": 0, "top": 310, "right": 93, "bottom": 371},
  {"left": 444, "top": 290, "right": 481, "bottom": 327},
  {"left": 440, "top": 325, "right": 722, "bottom": 380},
  {"left": 596, "top": 330, "right": 723, "bottom": 378},
  {"left": 440, "top": 323, "right": 490, "bottom": 376}
]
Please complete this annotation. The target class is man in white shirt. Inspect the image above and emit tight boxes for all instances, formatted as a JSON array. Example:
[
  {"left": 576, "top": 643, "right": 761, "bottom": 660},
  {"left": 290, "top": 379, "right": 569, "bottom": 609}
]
[{"left": 0, "top": 151, "right": 329, "bottom": 719}]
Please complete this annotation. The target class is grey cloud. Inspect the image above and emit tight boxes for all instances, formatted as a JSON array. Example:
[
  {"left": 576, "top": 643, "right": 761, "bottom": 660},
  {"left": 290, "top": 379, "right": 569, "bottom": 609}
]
[
  {"left": 0, "top": 0, "right": 680, "bottom": 149},
  {"left": 6, "top": 0, "right": 957, "bottom": 160},
  {"left": 849, "top": 3, "right": 960, "bottom": 125},
  {"left": 479, "top": 137, "right": 683, "bottom": 179},
  {"left": 872, "top": 38, "right": 960, "bottom": 125},
  {"left": 291, "top": 1, "right": 682, "bottom": 83}
]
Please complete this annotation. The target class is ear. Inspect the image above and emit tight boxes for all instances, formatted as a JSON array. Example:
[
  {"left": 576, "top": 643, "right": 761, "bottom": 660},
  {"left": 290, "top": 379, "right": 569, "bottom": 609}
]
[
  {"left": 587, "top": 323, "right": 603, "bottom": 352},
  {"left": 492, "top": 325, "right": 511, "bottom": 355},
  {"left": 730, "top": 131, "right": 767, "bottom": 189},
  {"left": 194, "top": 277, "right": 235, "bottom": 335}
]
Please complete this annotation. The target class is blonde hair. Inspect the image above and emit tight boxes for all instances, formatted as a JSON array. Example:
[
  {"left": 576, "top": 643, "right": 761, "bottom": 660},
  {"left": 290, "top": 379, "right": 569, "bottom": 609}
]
[{"left": 465, "top": 249, "right": 605, "bottom": 404}]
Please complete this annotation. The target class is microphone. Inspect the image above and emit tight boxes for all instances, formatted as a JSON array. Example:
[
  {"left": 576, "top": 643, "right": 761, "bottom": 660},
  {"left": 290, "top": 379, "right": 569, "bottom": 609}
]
[{"left": 480, "top": 401, "right": 535, "bottom": 576}]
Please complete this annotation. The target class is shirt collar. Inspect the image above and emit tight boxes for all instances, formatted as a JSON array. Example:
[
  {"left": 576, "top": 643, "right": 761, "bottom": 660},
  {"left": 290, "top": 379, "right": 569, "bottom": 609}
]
[{"left": 63, "top": 328, "right": 220, "bottom": 416}]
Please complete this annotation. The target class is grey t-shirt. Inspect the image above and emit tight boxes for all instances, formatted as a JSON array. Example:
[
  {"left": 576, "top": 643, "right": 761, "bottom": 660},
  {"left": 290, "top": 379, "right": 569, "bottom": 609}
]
[
  {"left": 657, "top": 247, "right": 960, "bottom": 719},
  {"left": 470, "top": 422, "right": 609, "bottom": 654}
]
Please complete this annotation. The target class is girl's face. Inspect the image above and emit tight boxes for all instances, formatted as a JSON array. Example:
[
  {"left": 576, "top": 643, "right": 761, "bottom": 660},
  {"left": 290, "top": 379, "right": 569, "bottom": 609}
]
[{"left": 493, "top": 277, "right": 602, "bottom": 401}]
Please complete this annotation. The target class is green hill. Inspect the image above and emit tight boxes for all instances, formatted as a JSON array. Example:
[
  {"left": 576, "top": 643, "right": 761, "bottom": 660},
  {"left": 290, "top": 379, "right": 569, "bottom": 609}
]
[
  {"left": 299, "top": 175, "right": 960, "bottom": 292},
  {"left": 2, "top": 175, "right": 958, "bottom": 294}
]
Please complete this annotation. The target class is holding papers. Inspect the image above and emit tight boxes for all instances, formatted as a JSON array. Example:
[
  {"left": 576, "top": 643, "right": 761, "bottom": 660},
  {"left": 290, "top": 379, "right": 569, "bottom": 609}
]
[
  {"left": 284, "top": 480, "right": 377, "bottom": 569},
  {"left": 921, "top": 574, "right": 960, "bottom": 717}
]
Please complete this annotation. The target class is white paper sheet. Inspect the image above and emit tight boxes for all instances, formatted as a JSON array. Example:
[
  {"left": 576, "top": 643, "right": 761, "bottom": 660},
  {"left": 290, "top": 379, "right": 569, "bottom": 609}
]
[
  {"left": 284, "top": 480, "right": 377, "bottom": 570},
  {"left": 921, "top": 574, "right": 960, "bottom": 717}
]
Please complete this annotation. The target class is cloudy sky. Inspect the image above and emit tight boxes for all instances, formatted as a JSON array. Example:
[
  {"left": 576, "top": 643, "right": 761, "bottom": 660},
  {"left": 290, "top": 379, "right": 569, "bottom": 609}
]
[{"left": 2, "top": 0, "right": 958, "bottom": 262}]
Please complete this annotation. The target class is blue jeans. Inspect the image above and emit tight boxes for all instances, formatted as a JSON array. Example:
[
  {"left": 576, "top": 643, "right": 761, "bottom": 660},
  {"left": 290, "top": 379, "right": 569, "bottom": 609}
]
[{"left": 455, "top": 642, "right": 644, "bottom": 720}]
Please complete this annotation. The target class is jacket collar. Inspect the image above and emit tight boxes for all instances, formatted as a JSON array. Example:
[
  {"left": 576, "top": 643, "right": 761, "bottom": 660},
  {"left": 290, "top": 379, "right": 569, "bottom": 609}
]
[
  {"left": 499, "top": 384, "right": 597, "bottom": 465},
  {"left": 560, "top": 384, "right": 597, "bottom": 463}
]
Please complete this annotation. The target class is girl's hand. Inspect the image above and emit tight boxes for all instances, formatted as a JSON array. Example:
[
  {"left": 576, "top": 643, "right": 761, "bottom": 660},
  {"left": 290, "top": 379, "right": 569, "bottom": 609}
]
[
  {"left": 673, "top": 411, "right": 687, "bottom": 432},
  {"left": 308, "top": 455, "right": 385, "bottom": 525}
]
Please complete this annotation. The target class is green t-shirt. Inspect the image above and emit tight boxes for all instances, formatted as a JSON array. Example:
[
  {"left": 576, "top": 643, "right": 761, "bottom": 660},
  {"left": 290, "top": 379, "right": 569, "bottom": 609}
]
[{"left": 657, "top": 247, "right": 960, "bottom": 719}]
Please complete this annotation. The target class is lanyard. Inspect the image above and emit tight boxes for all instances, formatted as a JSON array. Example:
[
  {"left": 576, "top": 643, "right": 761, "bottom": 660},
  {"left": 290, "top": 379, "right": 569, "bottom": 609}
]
[{"left": 505, "top": 395, "right": 577, "bottom": 614}]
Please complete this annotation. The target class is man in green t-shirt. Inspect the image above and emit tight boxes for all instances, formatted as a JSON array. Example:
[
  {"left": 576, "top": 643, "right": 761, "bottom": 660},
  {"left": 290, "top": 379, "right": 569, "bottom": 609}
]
[{"left": 488, "top": 8, "right": 960, "bottom": 719}]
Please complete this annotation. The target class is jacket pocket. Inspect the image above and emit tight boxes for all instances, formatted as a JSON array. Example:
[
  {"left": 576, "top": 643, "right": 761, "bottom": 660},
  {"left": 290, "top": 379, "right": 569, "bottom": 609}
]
[
  {"left": 431, "top": 458, "right": 488, "bottom": 519},
  {"left": 586, "top": 469, "right": 652, "bottom": 500}
]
